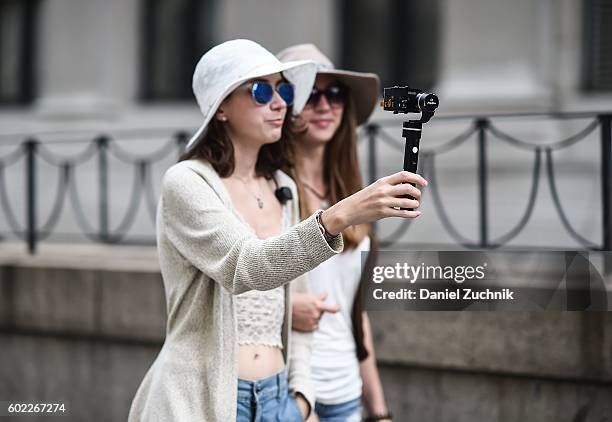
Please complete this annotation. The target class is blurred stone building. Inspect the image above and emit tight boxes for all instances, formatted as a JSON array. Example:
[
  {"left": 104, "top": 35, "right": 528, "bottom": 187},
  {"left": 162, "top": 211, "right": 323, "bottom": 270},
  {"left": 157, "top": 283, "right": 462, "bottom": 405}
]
[{"left": 1, "top": 0, "right": 610, "bottom": 123}]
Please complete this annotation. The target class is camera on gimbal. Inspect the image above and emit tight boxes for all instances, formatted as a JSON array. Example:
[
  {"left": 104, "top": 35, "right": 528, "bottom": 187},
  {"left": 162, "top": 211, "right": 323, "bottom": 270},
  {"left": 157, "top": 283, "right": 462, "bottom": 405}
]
[
  {"left": 380, "top": 86, "right": 439, "bottom": 122},
  {"left": 380, "top": 86, "right": 440, "bottom": 210}
]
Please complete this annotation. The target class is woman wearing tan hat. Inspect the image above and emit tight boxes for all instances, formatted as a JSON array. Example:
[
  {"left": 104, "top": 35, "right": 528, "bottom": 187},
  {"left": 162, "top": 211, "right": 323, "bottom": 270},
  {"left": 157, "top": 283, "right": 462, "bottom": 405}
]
[
  {"left": 277, "top": 44, "right": 401, "bottom": 422},
  {"left": 128, "top": 39, "right": 426, "bottom": 421}
]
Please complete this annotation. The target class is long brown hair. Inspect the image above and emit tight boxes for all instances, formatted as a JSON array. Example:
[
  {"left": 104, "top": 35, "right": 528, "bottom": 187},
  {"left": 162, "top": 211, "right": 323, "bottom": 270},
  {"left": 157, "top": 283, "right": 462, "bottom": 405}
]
[
  {"left": 285, "top": 91, "right": 371, "bottom": 250},
  {"left": 179, "top": 105, "right": 294, "bottom": 179}
]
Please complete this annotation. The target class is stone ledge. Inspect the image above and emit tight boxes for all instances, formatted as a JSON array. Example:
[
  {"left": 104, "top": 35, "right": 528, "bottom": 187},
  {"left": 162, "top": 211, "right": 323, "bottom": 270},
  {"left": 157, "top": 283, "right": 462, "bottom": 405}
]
[
  {"left": 378, "top": 363, "right": 612, "bottom": 422},
  {"left": 1, "top": 254, "right": 611, "bottom": 385},
  {"left": 0, "top": 242, "right": 160, "bottom": 272},
  {"left": 369, "top": 311, "right": 612, "bottom": 383},
  {"left": 0, "top": 265, "right": 166, "bottom": 343}
]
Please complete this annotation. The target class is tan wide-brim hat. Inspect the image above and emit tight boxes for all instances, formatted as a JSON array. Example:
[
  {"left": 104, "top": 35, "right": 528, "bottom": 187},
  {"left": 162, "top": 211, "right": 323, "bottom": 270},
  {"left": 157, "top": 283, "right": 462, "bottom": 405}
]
[
  {"left": 186, "top": 39, "right": 318, "bottom": 153},
  {"left": 276, "top": 43, "right": 380, "bottom": 125}
]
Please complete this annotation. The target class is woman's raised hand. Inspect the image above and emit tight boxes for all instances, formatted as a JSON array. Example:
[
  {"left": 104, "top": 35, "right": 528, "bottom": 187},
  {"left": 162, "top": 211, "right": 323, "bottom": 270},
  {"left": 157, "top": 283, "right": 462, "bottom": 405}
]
[{"left": 320, "top": 171, "right": 428, "bottom": 235}]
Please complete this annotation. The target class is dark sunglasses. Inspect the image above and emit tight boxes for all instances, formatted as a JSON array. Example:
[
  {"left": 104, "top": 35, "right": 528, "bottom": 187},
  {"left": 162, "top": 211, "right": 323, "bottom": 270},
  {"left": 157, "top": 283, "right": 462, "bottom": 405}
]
[
  {"left": 247, "top": 81, "right": 295, "bottom": 106},
  {"left": 306, "top": 84, "right": 346, "bottom": 107}
]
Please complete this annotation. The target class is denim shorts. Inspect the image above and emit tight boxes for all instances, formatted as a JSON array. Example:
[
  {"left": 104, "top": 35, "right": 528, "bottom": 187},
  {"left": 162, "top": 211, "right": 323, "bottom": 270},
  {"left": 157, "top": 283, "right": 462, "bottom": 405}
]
[
  {"left": 315, "top": 396, "right": 362, "bottom": 422},
  {"left": 236, "top": 368, "right": 303, "bottom": 422}
]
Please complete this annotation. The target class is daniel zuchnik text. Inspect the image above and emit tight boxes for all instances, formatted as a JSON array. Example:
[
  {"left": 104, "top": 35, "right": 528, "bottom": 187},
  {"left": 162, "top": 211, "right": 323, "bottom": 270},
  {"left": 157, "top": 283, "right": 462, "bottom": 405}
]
[
  {"left": 371, "top": 262, "right": 515, "bottom": 301},
  {"left": 372, "top": 288, "right": 514, "bottom": 301}
]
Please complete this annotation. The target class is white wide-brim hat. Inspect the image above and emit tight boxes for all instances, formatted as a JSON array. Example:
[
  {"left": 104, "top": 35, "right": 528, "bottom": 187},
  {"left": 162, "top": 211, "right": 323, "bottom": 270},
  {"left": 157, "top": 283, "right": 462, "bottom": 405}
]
[
  {"left": 276, "top": 44, "right": 380, "bottom": 125},
  {"left": 186, "top": 39, "right": 318, "bottom": 152}
]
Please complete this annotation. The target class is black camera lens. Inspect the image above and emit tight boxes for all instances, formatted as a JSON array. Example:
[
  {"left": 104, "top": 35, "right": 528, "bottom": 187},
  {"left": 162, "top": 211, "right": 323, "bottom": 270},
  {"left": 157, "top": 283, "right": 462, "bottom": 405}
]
[{"left": 417, "top": 92, "right": 439, "bottom": 112}]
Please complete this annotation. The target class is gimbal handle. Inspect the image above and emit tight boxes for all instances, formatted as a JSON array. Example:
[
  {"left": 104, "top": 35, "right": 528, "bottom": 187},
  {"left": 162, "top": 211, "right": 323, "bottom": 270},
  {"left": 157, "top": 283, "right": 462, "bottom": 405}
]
[
  {"left": 400, "top": 107, "right": 436, "bottom": 210},
  {"left": 400, "top": 119, "right": 423, "bottom": 211}
]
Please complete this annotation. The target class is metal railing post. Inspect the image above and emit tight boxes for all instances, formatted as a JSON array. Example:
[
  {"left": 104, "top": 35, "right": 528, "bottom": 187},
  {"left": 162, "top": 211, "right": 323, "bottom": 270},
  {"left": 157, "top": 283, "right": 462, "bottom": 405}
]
[
  {"left": 97, "top": 136, "right": 110, "bottom": 242},
  {"left": 601, "top": 114, "right": 612, "bottom": 252},
  {"left": 176, "top": 131, "right": 188, "bottom": 160},
  {"left": 476, "top": 118, "right": 489, "bottom": 248},
  {"left": 25, "top": 139, "right": 38, "bottom": 254},
  {"left": 599, "top": 114, "right": 612, "bottom": 280}
]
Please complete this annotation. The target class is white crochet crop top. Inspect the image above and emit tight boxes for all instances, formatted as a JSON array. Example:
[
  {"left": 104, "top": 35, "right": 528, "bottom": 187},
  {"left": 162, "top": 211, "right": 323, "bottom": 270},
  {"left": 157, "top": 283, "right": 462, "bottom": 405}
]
[{"left": 235, "top": 286, "right": 285, "bottom": 348}]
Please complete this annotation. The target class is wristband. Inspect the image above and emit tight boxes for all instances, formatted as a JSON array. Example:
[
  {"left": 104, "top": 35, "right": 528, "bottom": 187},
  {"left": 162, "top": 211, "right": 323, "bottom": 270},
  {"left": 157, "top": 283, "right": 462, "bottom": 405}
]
[{"left": 315, "top": 209, "right": 338, "bottom": 242}]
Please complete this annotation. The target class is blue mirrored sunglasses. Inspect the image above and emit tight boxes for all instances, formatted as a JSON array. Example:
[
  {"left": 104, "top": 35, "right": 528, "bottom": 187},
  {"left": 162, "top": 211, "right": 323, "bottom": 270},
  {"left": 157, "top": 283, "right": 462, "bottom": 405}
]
[{"left": 249, "top": 81, "right": 295, "bottom": 106}]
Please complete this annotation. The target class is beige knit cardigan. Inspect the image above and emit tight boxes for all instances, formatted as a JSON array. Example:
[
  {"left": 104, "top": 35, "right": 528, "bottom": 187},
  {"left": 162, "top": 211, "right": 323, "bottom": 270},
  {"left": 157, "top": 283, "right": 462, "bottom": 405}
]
[{"left": 128, "top": 159, "right": 343, "bottom": 421}]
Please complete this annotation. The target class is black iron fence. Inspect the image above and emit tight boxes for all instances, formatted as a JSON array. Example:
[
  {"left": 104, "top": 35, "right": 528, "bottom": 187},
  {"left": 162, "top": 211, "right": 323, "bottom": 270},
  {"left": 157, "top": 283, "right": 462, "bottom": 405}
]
[
  {"left": 0, "top": 112, "right": 610, "bottom": 254},
  {"left": 365, "top": 112, "right": 611, "bottom": 250}
]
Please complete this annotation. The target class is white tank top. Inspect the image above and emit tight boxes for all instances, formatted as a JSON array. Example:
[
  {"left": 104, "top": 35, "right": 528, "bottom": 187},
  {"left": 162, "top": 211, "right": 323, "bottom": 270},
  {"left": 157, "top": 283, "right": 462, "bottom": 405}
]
[{"left": 309, "top": 236, "right": 370, "bottom": 404}]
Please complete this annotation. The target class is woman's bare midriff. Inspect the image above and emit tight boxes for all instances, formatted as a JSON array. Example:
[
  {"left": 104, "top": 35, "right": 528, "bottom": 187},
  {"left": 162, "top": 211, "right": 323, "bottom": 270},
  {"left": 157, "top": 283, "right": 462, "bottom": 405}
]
[{"left": 238, "top": 345, "right": 285, "bottom": 380}]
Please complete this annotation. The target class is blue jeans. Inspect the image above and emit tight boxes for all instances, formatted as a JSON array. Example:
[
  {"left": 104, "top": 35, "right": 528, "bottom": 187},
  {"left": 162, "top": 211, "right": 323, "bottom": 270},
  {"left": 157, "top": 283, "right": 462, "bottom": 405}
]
[
  {"left": 315, "top": 397, "right": 362, "bottom": 422},
  {"left": 236, "top": 368, "right": 303, "bottom": 422}
]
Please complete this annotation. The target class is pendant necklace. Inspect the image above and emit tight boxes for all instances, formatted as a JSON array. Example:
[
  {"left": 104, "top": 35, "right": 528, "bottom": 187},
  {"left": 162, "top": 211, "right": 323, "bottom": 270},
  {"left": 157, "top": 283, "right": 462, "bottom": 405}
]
[
  {"left": 301, "top": 180, "right": 329, "bottom": 209},
  {"left": 235, "top": 175, "right": 264, "bottom": 209}
]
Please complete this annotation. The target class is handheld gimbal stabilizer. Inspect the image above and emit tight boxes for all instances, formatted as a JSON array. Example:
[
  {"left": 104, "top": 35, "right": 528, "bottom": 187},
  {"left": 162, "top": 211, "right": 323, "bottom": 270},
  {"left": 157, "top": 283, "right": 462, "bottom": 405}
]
[{"left": 380, "top": 87, "right": 439, "bottom": 210}]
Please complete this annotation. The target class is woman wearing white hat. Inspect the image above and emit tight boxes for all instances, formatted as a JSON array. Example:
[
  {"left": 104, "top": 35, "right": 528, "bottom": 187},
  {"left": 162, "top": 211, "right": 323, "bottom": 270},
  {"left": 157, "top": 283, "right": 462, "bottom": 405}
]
[
  {"left": 128, "top": 39, "right": 426, "bottom": 421},
  {"left": 277, "top": 44, "right": 401, "bottom": 422}
]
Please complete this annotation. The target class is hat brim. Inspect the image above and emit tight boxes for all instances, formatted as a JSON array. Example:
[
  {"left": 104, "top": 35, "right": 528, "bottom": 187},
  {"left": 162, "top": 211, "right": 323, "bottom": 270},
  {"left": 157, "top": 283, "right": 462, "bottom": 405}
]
[
  {"left": 317, "top": 69, "right": 380, "bottom": 125},
  {"left": 185, "top": 59, "right": 317, "bottom": 152}
]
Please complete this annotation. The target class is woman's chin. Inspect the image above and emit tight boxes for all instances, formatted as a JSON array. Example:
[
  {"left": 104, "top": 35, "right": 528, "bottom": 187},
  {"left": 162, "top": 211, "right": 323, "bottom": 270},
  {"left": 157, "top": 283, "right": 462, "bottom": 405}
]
[
  {"left": 308, "top": 127, "right": 336, "bottom": 143},
  {"left": 265, "top": 128, "right": 283, "bottom": 143},
  {"left": 260, "top": 135, "right": 281, "bottom": 145}
]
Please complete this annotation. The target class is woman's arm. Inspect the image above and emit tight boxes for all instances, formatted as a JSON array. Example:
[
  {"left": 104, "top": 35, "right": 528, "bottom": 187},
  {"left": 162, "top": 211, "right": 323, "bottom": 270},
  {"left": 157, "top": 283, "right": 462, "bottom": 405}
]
[
  {"left": 359, "top": 311, "right": 392, "bottom": 421},
  {"left": 162, "top": 165, "right": 426, "bottom": 295}
]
